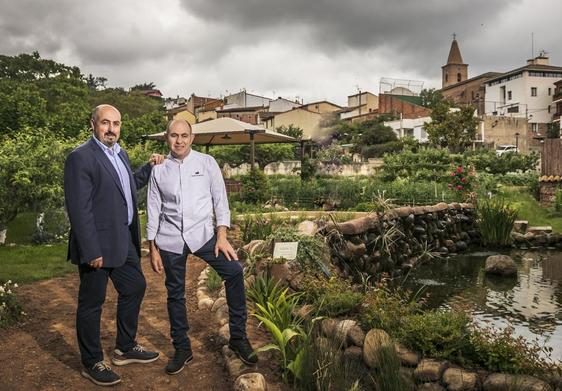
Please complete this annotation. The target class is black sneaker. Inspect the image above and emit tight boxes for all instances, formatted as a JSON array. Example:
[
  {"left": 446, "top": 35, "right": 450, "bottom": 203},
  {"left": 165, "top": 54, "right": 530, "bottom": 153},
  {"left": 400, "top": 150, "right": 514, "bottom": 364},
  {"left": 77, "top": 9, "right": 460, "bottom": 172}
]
[
  {"left": 81, "top": 361, "right": 121, "bottom": 387},
  {"left": 165, "top": 349, "right": 193, "bottom": 375},
  {"left": 111, "top": 344, "right": 160, "bottom": 366},
  {"left": 228, "top": 338, "right": 258, "bottom": 365}
]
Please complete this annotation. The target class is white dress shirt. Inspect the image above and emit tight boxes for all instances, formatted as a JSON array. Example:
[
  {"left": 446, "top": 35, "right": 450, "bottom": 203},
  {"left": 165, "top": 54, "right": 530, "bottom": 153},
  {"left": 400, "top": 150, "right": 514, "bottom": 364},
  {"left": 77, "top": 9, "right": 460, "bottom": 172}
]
[{"left": 146, "top": 150, "right": 230, "bottom": 254}]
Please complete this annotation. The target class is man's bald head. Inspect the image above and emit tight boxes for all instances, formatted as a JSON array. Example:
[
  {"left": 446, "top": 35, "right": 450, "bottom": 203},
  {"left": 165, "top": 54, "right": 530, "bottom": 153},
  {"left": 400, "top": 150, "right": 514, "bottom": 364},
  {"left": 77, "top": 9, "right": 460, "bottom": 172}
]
[
  {"left": 166, "top": 119, "right": 194, "bottom": 160},
  {"left": 166, "top": 119, "right": 192, "bottom": 135},
  {"left": 91, "top": 104, "right": 121, "bottom": 122},
  {"left": 90, "top": 104, "right": 122, "bottom": 148}
]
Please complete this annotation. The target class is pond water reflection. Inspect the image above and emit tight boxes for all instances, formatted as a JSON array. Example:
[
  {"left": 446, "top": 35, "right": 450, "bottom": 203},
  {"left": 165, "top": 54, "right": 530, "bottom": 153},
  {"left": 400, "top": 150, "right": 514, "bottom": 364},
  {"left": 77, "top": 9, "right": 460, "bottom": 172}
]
[{"left": 404, "top": 250, "right": 562, "bottom": 361}]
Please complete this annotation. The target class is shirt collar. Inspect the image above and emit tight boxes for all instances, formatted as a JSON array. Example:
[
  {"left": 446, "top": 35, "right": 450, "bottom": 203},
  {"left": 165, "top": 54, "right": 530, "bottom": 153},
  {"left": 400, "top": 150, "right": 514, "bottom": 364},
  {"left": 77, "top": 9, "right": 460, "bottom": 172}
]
[
  {"left": 93, "top": 135, "right": 121, "bottom": 155},
  {"left": 167, "top": 150, "right": 193, "bottom": 164}
]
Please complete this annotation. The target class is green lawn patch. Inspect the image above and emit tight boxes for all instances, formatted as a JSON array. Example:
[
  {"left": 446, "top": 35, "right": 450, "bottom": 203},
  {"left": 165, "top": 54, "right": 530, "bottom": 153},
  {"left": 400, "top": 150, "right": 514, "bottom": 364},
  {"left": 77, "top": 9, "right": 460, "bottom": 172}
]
[
  {"left": 502, "top": 186, "right": 562, "bottom": 232},
  {"left": 0, "top": 243, "right": 73, "bottom": 283}
]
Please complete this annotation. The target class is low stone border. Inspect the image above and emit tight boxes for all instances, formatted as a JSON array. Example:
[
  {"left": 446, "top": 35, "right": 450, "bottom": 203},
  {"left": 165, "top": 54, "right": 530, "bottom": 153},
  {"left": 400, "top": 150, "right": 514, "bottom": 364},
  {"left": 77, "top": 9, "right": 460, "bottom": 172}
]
[
  {"left": 319, "top": 318, "right": 559, "bottom": 391},
  {"left": 196, "top": 267, "right": 268, "bottom": 391}
]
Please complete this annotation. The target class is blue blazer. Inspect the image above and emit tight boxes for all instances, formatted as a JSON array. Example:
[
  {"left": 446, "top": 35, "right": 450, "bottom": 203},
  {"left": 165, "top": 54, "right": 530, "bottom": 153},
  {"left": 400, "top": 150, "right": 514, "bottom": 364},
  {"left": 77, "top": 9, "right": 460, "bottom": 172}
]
[{"left": 64, "top": 137, "right": 152, "bottom": 268}]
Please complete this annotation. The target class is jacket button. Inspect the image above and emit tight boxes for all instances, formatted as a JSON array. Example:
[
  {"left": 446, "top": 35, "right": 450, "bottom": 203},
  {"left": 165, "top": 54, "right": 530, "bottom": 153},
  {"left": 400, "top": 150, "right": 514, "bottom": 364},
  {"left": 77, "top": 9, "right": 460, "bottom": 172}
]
[{"left": 124, "top": 222, "right": 127, "bottom": 226}]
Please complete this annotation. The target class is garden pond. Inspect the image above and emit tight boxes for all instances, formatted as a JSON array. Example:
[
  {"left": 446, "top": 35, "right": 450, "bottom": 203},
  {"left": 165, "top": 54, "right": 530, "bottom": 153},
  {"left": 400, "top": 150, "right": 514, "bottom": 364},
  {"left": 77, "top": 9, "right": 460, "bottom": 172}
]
[{"left": 404, "top": 250, "right": 562, "bottom": 362}]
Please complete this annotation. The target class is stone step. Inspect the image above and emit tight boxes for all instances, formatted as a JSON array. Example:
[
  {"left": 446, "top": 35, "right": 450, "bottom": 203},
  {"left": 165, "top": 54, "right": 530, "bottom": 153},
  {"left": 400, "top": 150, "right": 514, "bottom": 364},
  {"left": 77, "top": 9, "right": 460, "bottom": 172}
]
[
  {"left": 527, "top": 226, "right": 552, "bottom": 234},
  {"left": 513, "top": 220, "right": 528, "bottom": 233}
]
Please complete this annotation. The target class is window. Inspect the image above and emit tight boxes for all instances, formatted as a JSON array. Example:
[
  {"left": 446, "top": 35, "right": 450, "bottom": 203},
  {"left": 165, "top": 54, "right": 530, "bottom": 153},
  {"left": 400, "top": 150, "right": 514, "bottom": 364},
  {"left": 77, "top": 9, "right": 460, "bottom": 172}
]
[
  {"left": 531, "top": 123, "right": 538, "bottom": 133},
  {"left": 548, "top": 105, "right": 551, "bottom": 113},
  {"left": 548, "top": 87, "right": 552, "bottom": 96},
  {"left": 508, "top": 91, "right": 512, "bottom": 100},
  {"left": 457, "top": 73, "right": 462, "bottom": 82},
  {"left": 531, "top": 87, "right": 537, "bottom": 96},
  {"left": 445, "top": 74, "right": 449, "bottom": 83},
  {"left": 471, "top": 91, "right": 475, "bottom": 100},
  {"left": 507, "top": 106, "right": 519, "bottom": 113}
]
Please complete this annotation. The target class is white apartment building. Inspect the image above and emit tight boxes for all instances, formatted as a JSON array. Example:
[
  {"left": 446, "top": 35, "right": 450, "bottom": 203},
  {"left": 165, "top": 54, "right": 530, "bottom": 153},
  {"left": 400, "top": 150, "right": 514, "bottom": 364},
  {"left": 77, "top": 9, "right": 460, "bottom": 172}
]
[
  {"left": 384, "top": 116, "right": 430, "bottom": 143},
  {"left": 484, "top": 56, "right": 562, "bottom": 134}
]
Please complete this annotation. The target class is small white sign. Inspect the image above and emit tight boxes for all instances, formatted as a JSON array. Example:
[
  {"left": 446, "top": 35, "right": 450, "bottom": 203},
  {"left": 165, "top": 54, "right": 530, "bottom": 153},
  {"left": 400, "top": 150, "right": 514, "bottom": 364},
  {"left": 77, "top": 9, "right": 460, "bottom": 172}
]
[{"left": 273, "top": 242, "right": 299, "bottom": 261}]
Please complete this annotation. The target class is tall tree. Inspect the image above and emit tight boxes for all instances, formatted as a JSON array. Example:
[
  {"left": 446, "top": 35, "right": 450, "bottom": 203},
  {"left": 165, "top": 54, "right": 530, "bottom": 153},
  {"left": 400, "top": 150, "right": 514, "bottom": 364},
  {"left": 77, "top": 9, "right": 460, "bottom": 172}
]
[
  {"left": 425, "top": 102, "right": 479, "bottom": 152},
  {"left": 130, "top": 82, "right": 156, "bottom": 91}
]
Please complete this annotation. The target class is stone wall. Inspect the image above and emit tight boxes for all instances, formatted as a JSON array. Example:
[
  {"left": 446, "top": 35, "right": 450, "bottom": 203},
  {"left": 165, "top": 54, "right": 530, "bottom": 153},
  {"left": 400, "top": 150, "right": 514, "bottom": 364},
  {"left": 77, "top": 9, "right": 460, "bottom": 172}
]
[
  {"left": 319, "top": 202, "right": 479, "bottom": 278},
  {"left": 317, "top": 319, "right": 557, "bottom": 390},
  {"left": 222, "top": 160, "right": 384, "bottom": 177}
]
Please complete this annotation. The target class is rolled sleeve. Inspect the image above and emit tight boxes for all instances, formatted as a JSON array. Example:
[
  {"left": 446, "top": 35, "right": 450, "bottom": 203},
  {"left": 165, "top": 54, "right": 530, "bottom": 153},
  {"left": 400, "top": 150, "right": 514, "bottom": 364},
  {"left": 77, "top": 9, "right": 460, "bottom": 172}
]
[
  {"left": 146, "top": 171, "right": 162, "bottom": 241},
  {"left": 208, "top": 157, "right": 230, "bottom": 228}
]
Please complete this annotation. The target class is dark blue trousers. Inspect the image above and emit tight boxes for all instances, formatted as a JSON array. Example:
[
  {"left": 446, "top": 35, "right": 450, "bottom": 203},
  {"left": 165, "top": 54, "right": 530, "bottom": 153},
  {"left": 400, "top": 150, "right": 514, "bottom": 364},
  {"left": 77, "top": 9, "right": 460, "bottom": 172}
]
[
  {"left": 76, "top": 232, "right": 146, "bottom": 367},
  {"left": 159, "top": 235, "right": 247, "bottom": 351}
]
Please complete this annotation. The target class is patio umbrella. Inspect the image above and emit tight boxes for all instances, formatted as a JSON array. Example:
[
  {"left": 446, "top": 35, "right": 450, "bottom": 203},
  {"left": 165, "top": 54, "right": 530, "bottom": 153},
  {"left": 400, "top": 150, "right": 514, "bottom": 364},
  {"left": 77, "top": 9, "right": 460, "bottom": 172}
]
[{"left": 147, "top": 117, "right": 297, "bottom": 168}]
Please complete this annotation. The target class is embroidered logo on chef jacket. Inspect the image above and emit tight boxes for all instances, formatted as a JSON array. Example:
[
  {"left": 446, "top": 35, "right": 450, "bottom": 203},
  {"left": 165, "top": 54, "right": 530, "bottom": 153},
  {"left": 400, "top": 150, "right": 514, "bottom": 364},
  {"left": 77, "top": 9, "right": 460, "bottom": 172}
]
[{"left": 191, "top": 171, "right": 204, "bottom": 177}]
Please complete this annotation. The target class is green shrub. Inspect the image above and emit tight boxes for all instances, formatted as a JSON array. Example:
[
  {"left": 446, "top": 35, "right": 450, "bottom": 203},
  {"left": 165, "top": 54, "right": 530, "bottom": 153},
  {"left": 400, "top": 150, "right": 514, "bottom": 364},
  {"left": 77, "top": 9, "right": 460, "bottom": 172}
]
[
  {"left": 464, "top": 149, "right": 539, "bottom": 175},
  {"left": 240, "top": 169, "right": 271, "bottom": 204},
  {"left": 470, "top": 325, "right": 558, "bottom": 375},
  {"left": 359, "top": 282, "right": 423, "bottom": 333},
  {"left": 0, "top": 280, "right": 23, "bottom": 327},
  {"left": 303, "top": 276, "right": 363, "bottom": 317},
  {"left": 477, "top": 197, "right": 518, "bottom": 246},
  {"left": 205, "top": 268, "right": 222, "bottom": 293},
  {"left": 397, "top": 310, "right": 472, "bottom": 362}
]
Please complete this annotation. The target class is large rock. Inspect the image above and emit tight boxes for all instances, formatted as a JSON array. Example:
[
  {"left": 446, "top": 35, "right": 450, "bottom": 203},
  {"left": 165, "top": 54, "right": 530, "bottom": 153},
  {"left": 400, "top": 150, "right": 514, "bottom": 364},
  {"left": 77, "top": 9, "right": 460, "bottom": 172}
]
[
  {"left": 347, "top": 324, "right": 366, "bottom": 347},
  {"left": 395, "top": 343, "right": 420, "bottom": 367},
  {"left": 334, "top": 319, "right": 358, "bottom": 346},
  {"left": 234, "top": 373, "right": 267, "bottom": 391},
  {"left": 442, "top": 368, "right": 478, "bottom": 391},
  {"left": 485, "top": 255, "right": 518, "bottom": 277},
  {"left": 211, "top": 297, "right": 227, "bottom": 312},
  {"left": 362, "top": 329, "right": 394, "bottom": 369},
  {"left": 217, "top": 323, "right": 230, "bottom": 345},
  {"left": 414, "top": 359, "right": 449, "bottom": 382},
  {"left": 198, "top": 297, "right": 214, "bottom": 310},
  {"left": 483, "top": 373, "right": 552, "bottom": 391}
]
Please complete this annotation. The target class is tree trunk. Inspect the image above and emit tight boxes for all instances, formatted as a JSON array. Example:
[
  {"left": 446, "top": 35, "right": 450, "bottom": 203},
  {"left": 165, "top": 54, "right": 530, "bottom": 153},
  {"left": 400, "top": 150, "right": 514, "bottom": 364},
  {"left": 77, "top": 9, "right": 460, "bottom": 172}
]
[{"left": 0, "top": 222, "right": 6, "bottom": 245}]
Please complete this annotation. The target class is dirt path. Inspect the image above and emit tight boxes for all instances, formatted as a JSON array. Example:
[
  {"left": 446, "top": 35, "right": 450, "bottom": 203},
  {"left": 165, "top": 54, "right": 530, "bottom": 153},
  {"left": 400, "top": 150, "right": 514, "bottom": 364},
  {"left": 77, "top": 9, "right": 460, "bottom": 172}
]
[{"left": 0, "top": 254, "right": 284, "bottom": 391}]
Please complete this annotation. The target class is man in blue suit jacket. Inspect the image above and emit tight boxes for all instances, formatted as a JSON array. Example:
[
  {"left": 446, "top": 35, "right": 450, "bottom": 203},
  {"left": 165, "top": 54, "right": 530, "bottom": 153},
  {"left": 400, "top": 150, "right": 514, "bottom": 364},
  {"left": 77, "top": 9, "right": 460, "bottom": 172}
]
[{"left": 64, "top": 104, "right": 162, "bottom": 386}]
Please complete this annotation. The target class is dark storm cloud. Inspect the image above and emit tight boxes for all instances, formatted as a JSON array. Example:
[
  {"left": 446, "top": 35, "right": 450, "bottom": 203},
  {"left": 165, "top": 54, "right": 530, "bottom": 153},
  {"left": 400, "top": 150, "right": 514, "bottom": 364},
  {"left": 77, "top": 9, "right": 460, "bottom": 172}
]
[
  {"left": 0, "top": 0, "right": 560, "bottom": 100},
  {"left": 180, "top": 0, "right": 513, "bottom": 62}
]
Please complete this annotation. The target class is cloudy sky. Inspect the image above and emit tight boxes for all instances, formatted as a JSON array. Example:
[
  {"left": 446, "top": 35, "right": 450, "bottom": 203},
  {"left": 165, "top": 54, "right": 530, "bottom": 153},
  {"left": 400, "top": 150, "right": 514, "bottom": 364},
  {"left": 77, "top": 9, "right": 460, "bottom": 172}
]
[{"left": 1, "top": 0, "right": 560, "bottom": 106}]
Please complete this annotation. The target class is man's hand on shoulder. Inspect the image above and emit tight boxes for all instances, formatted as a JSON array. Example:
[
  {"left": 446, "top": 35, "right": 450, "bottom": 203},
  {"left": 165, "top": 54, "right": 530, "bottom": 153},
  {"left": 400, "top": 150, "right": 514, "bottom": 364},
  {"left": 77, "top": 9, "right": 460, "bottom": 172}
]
[
  {"left": 215, "top": 227, "right": 238, "bottom": 261},
  {"left": 149, "top": 154, "right": 165, "bottom": 166},
  {"left": 89, "top": 257, "right": 103, "bottom": 269}
]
